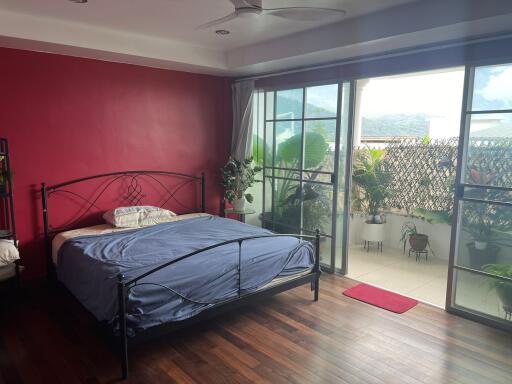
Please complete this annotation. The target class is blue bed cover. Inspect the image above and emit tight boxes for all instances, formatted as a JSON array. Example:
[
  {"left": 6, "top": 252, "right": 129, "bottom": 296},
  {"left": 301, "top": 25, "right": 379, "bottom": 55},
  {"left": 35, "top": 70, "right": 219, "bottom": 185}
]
[{"left": 57, "top": 215, "right": 314, "bottom": 335}]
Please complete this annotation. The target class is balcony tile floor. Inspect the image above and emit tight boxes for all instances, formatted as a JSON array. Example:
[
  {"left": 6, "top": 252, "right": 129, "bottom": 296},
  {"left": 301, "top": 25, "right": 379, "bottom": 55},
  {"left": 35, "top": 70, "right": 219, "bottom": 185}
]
[{"left": 346, "top": 245, "right": 448, "bottom": 308}]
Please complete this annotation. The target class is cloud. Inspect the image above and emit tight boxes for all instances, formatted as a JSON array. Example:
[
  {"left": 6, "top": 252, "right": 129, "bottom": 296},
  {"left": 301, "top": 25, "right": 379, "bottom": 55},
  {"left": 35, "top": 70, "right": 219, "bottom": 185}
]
[{"left": 481, "top": 66, "right": 512, "bottom": 102}]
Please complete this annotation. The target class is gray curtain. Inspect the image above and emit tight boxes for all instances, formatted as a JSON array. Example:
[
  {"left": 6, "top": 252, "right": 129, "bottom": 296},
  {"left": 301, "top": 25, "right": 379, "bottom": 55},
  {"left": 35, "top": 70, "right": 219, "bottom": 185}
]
[{"left": 231, "top": 80, "right": 255, "bottom": 161}]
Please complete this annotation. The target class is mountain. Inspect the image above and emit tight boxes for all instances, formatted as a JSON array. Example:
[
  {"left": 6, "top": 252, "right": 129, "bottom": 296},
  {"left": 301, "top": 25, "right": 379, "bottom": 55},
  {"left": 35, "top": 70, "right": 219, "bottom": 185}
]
[{"left": 362, "top": 114, "right": 429, "bottom": 137}]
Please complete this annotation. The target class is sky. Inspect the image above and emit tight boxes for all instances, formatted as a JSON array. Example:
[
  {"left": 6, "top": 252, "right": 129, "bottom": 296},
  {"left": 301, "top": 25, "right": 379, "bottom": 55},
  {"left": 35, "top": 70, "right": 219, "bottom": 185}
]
[{"left": 359, "top": 68, "right": 465, "bottom": 117}]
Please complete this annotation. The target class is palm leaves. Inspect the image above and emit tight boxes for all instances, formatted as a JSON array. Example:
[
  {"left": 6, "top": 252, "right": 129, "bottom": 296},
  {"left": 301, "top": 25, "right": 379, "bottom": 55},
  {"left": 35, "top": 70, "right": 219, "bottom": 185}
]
[{"left": 351, "top": 147, "right": 392, "bottom": 216}]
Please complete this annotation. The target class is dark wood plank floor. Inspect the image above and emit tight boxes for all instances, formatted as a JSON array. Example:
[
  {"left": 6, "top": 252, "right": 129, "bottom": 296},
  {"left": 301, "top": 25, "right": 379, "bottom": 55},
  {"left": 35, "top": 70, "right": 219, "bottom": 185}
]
[{"left": 1, "top": 275, "right": 511, "bottom": 384}]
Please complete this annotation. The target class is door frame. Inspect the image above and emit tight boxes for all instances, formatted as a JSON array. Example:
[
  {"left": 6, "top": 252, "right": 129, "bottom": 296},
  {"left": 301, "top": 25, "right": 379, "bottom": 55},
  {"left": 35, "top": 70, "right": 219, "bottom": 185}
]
[
  {"left": 338, "top": 80, "right": 356, "bottom": 275},
  {"left": 446, "top": 61, "right": 512, "bottom": 332},
  {"left": 261, "top": 83, "right": 350, "bottom": 273}
]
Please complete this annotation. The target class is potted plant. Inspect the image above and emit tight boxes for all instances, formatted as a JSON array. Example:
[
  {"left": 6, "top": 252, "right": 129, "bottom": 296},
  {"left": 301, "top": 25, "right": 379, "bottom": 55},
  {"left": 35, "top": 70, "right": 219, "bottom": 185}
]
[
  {"left": 400, "top": 222, "right": 435, "bottom": 255},
  {"left": 462, "top": 165, "right": 512, "bottom": 268},
  {"left": 260, "top": 131, "right": 331, "bottom": 234},
  {"left": 462, "top": 202, "right": 512, "bottom": 268},
  {"left": 220, "top": 157, "right": 261, "bottom": 211},
  {"left": 482, "top": 264, "right": 512, "bottom": 319},
  {"left": 351, "top": 147, "right": 392, "bottom": 224}
]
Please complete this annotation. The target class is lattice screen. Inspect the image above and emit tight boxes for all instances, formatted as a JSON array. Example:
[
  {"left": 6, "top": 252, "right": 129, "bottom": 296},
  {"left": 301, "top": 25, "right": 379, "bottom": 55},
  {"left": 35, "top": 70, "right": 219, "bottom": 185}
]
[
  {"left": 358, "top": 136, "right": 512, "bottom": 214},
  {"left": 466, "top": 138, "right": 512, "bottom": 188},
  {"left": 378, "top": 137, "right": 458, "bottom": 213}
]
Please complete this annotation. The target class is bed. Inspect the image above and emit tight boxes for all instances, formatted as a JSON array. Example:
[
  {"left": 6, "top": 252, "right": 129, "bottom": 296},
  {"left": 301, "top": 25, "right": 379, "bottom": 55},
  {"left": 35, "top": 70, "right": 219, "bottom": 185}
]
[{"left": 41, "top": 170, "right": 321, "bottom": 379}]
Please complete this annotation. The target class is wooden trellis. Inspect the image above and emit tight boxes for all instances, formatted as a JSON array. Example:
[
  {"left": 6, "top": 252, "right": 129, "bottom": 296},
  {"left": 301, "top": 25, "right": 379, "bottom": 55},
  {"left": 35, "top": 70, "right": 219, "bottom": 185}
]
[
  {"left": 380, "top": 137, "right": 458, "bottom": 213},
  {"left": 357, "top": 136, "right": 511, "bottom": 215}
]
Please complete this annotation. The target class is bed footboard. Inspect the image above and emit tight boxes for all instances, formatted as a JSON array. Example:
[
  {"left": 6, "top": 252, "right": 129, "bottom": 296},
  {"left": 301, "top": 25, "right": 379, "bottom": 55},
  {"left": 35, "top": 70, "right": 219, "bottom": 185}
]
[{"left": 116, "top": 230, "right": 322, "bottom": 380}]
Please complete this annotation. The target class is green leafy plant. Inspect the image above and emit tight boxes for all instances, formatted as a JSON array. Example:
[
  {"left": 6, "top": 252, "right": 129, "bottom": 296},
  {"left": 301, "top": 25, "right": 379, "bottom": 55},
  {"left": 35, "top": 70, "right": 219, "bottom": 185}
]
[
  {"left": 482, "top": 264, "right": 512, "bottom": 315},
  {"left": 483, "top": 264, "right": 512, "bottom": 285},
  {"left": 463, "top": 164, "right": 512, "bottom": 247},
  {"left": 421, "top": 134, "right": 431, "bottom": 145},
  {"left": 264, "top": 131, "right": 331, "bottom": 233},
  {"left": 279, "top": 181, "right": 331, "bottom": 233},
  {"left": 413, "top": 208, "right": 452, "bottom": 225},
  {"left": 220, "top": 157, "right": 261, "bottom": 203},
  {"left": 351, "top": 147, "right": 392, "bottom": 218},
  {"left": 277, "top": 132, "right": 328, "bottom": 169},
  {"left": 462, "top": 201, "right": 512, "bottom": 247},
  {"left": 252, "top": 134, "right": 267, "bottom": 167},
  {"left": 399, "top": 222, "right": 435, "bottom": 255}
]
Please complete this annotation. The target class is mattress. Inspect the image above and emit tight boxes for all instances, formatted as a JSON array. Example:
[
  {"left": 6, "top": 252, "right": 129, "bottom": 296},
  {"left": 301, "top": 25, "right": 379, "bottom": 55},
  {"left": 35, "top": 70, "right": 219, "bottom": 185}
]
[
  {"left": 56, "top": 215, "right": 314, "bottom": 336},
  {"left": 52, "top": 213, "right": 211, "bottom": 264}
]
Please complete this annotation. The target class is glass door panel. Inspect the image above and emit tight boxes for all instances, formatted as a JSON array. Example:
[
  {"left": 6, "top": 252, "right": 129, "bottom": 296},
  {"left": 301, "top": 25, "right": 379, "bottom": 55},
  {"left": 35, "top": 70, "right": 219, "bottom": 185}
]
[
  {"left": 449, "top": 63, "right": 512, "bottom": 329},
  {"left": 304, "top": 120, "right": 336, "bottom": 172},
  {"left": 261, "top": 82, "right": 353, "bottom": 272}
]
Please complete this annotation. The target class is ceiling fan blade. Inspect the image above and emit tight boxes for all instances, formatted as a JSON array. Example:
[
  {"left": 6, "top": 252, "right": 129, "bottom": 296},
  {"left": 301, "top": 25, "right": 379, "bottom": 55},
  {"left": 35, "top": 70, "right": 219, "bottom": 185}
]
[
  {"left": 196, "top": 12, "right": 238, "bottom": 30},
  {"left": 263, "top": 7, "right": 346, "bottom": 21}
]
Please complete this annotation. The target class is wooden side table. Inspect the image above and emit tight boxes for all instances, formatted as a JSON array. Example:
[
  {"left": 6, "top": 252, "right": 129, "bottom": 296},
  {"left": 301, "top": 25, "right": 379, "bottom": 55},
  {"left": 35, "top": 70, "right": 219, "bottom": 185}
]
[{"left": 224, "top": 208, "right": 255, "bottom": 223}]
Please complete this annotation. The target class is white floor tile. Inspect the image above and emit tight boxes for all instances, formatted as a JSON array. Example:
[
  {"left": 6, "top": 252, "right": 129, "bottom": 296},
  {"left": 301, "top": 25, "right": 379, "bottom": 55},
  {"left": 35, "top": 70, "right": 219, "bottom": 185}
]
[{"left": 346, "top": 246, "right": 448, "bottom": 308}]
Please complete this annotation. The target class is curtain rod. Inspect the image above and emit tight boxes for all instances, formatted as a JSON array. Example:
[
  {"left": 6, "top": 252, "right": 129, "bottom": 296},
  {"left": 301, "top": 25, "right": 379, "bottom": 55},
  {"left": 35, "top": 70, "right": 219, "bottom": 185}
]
[{"left": 234, "top": 32, "right": 512, "bottom": 82}]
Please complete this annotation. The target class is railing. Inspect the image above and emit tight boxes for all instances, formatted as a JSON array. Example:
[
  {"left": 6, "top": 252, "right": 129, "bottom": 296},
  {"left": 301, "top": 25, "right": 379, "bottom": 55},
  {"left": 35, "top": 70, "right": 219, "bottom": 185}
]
[{"left": 116, "top": 231, "right": 321, "bottom": 379}]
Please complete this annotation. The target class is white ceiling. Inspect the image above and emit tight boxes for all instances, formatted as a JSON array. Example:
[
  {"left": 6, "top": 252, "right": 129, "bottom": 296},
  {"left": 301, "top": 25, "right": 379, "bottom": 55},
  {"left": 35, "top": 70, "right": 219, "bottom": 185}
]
[
  {"left": 0, "top": 0, "right": 415, "bottom": 50},
  {"left": 0, "top": 0, "right": 511, "bottom": 76}
]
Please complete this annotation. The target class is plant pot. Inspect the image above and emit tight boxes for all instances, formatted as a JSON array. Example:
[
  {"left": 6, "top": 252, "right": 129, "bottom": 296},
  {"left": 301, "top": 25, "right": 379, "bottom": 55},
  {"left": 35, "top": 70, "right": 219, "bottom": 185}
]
[
  {"left": 373, "top": 214, "right": 384, "bottom": 224},
  {"left": 232, "top": 197, "right": 245, "bottom": 211},
  {"left": 496, "top": 283, "right": 512, "bottom": 316},
  {"left": 361, "top": 222, "right": 386, "bottom": 242},
  {"left": 466, "top": 243, "right": 500, "bottom": 269},
  {"left": 409, "top": 234, "right": 428, "bottom": 252}
]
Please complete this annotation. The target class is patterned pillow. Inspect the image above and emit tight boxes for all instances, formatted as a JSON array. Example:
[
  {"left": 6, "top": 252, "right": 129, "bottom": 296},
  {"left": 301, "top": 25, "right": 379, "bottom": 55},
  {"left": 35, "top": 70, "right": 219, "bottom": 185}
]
[{"left": 103, "top": 206, "right": 177, "bottom": 228}]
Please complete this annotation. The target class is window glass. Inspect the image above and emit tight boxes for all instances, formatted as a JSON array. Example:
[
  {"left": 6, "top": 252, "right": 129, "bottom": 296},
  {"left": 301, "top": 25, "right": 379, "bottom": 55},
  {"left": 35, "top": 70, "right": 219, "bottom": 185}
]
[
  {"left": 471, "top": 63, "right": 512, "bottom": 111},
  {"left": 305, "top": 84, "right": 338, "bottom": 118},
  {"left": 276, "top": 89, "right": 303, "bottom": 120}
]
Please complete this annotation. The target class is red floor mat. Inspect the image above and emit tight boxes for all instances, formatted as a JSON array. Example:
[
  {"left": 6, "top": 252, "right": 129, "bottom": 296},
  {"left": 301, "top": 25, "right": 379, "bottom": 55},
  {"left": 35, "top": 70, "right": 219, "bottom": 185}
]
[{"left": 343, "top": 283, "right": 418, "bottom": 313}]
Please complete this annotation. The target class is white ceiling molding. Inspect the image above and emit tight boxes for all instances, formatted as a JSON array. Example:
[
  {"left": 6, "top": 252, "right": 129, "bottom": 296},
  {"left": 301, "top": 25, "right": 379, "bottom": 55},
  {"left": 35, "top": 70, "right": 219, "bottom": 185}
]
[
  {"left": 0, "top": 0, "right": 511, "bottom": 76},
  {"left": 0, "top": 9, "right": 228, "bottom": 75}
]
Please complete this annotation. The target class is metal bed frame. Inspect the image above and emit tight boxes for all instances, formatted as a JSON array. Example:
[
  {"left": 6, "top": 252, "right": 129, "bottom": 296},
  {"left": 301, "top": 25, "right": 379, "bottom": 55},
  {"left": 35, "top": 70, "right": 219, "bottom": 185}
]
[{"left": 41, "top": 170, "right": 321, "bottom": 380}]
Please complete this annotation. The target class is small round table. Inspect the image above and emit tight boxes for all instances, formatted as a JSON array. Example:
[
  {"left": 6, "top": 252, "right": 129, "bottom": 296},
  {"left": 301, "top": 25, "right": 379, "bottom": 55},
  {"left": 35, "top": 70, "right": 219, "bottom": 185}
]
[{"left": 224, "top": 208, "right": 255, "bottom": 223}]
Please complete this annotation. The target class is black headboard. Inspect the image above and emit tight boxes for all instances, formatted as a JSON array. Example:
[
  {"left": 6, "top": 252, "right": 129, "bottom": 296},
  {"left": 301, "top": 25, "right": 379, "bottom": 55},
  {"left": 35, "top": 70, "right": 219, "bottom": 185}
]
[{"left": 41, "top": 170, "right": 205, "bottom": 241}]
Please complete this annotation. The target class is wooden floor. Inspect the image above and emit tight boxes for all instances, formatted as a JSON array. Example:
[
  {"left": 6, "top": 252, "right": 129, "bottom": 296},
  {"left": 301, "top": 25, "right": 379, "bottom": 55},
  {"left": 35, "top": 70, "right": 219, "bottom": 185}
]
[{"left": 1, "top": 275, "right": 511, "bottom": 384}]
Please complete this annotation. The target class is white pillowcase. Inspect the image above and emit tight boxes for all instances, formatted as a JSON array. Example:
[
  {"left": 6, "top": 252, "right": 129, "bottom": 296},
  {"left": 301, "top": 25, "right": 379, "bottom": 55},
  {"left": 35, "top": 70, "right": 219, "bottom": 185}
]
[
  {"left": 103, "top": 206, "right": 177, "bottom": 228},
  {"left": 0, "top": 239, "right": 20, "bottom": 266}
]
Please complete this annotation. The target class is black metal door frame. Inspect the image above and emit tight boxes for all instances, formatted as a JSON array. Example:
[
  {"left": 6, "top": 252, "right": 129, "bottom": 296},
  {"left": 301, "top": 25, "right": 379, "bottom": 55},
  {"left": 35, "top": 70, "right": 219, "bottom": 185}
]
[
  {"left": 260, "top": 82, "right": 355, "bottom": 273},
  {"left": 446, "top": 62, "right": 512, "bottom": 332}
]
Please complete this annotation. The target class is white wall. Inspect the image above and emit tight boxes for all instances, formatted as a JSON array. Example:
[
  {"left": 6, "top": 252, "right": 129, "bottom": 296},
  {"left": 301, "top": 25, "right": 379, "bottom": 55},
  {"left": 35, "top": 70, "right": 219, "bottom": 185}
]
[{"left": 349, "top": 212, "right": 452, "bottom": 260}]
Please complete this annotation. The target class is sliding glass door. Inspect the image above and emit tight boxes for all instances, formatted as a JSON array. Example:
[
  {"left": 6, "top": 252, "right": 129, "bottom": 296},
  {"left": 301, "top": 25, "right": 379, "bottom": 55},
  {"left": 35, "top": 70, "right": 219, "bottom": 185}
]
[
  {"left": 448, "top": 62, "right": 512, "bottom": 329},
  {"left": 261, "top": 82, "right": 353, "bottom": 272}
]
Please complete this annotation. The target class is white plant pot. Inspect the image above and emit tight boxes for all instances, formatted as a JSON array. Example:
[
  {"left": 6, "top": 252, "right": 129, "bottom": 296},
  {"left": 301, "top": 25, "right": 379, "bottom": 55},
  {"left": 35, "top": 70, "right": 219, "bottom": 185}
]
[
  {"left": 474, "top": 241, "right": 488, "bottom": 251},
  {"left": 232, "top": 197, "right": 245, "bottom": 211},
  {"left": 361, "top": 222, "right": 386, "bottom": 242}
]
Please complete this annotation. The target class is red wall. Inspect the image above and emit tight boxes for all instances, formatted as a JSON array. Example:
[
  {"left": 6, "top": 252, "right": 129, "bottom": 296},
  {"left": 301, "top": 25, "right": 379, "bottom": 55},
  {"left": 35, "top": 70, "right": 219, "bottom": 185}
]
[{"left": 0, "top": 47, "right": 232, "bottom": 280}]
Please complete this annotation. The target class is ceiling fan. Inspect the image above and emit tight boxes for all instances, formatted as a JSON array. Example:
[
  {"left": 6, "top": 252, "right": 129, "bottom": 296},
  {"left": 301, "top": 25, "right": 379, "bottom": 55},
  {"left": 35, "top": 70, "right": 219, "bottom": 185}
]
[{"left": 196, "top": 0, "right": 346, "bottom": 29}]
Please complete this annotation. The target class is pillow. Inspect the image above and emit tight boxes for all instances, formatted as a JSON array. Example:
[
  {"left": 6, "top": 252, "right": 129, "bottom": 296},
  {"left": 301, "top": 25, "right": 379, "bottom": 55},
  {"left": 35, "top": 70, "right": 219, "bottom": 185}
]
[
  {"left": 103, "top": 206, "right": 177, "bottom": 228},
  {"left": 0, "top": 239, "right": 20, "bottom": 266}
]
